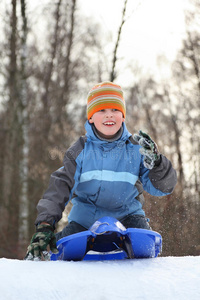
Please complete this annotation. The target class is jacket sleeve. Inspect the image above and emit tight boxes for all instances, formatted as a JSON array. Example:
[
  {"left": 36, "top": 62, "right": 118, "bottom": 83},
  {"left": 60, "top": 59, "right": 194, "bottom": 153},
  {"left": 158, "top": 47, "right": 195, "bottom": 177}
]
[
  {"left": 35, "top": 136, "right": 86, "bottom": 227},
  {"left": 139, "top": 154, "right": 177, "bottom": 196}
]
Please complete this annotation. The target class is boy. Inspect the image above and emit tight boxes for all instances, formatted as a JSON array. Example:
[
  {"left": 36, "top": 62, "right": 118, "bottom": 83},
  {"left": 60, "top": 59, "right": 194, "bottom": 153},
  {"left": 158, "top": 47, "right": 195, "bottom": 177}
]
[{"left": 25, "top": 81, "right": 177, "bottom": 260}]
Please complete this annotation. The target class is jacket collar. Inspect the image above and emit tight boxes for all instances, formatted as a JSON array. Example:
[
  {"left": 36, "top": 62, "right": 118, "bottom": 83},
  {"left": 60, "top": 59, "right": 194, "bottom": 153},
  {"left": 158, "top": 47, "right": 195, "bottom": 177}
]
[{"left": 85, "top": 121, "right": 131, "bottom": 144}]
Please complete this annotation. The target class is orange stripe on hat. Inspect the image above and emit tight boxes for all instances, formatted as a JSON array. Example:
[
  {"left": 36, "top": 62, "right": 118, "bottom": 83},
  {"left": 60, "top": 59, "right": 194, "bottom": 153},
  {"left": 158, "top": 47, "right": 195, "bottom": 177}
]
[{"left": 87, "top": 81, "right": 126, "bottom": 120}]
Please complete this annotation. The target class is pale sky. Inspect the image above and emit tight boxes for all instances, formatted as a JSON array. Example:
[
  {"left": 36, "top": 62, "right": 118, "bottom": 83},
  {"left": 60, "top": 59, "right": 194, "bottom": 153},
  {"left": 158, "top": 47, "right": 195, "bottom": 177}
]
[
  {"left": 27, "top": 0, "right": 188, "bottom": 86},
  {"left": 79, "top": 0, "right": 188, "bottom": 85}
]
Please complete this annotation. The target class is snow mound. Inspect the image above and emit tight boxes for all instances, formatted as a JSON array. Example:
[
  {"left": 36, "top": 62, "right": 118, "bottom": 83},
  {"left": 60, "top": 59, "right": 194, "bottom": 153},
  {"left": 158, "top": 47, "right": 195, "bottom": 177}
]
[{"left": 0, "top": 256, "right": 199, "bottom": 300}]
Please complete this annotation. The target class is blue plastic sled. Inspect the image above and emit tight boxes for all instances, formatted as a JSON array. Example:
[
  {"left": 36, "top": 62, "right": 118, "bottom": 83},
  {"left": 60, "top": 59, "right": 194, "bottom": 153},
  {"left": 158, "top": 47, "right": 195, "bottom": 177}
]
[{"left": 51, "top": 216, "right": 162, "bottom": 261}]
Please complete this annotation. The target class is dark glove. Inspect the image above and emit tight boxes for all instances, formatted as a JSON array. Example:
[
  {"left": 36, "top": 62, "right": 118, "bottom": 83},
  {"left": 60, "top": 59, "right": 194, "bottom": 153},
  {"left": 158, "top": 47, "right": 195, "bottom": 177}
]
[
  {"left": 24, "top": 223, "right": 58, "bottom": 261},
  {"left": 133, "top": 130, "right": 160, "bottom": 169}
]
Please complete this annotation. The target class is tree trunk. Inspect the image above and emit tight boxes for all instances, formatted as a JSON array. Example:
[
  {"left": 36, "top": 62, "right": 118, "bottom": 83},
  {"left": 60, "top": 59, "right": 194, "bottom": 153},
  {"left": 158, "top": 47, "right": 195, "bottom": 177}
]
[
  {"left": 2, "top": 0, "right": 21, "bottom": 258},
  {"left": 19, "top": 0, "right": 29, "bottom": 251},
  {"left": 110, "top": 0, "right": 128, "bottom": 82}
]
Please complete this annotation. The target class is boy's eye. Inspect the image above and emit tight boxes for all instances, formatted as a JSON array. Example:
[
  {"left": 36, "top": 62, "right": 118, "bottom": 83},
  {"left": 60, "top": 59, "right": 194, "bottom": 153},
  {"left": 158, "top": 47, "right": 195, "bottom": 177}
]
[{"left": 98, "top": 109, "right": 119, "bottom": 112}]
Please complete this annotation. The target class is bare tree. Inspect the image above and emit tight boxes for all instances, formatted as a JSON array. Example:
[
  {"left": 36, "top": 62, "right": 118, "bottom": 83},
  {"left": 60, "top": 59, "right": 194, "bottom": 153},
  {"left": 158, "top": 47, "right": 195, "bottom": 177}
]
[
  {"left": 18, "top": 0, "right": 29, "bottom": 249},
  {"left": 1, "top": 0, "right": 22, "bottom": 258},
  {"left": 110, "top": 0, "right": 128, "bottom": 82}
]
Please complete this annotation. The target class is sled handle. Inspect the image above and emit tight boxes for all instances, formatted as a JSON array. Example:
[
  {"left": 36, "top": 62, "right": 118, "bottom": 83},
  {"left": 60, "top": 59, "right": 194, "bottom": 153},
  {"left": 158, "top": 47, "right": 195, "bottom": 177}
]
[{"left": 91, "top": 222, "right": 110, "bottom": 235}]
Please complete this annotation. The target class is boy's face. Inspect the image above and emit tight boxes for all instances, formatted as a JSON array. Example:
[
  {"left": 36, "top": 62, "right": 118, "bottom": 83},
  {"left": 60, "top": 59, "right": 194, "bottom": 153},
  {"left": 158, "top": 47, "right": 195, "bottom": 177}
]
[{"left": 89, "top": 108, "right": 125, "bottom": 139}]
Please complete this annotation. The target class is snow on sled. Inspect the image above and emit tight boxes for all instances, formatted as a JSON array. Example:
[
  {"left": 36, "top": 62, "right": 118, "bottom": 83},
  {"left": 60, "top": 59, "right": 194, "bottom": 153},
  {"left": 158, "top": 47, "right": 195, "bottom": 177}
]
[{"left": 50, "top": 216, "right": 162, "bottom": 261}]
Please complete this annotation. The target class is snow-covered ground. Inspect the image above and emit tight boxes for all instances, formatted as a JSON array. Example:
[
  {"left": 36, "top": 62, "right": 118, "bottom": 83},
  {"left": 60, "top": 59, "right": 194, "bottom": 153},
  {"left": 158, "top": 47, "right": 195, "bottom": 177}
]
[{"left": 0, "top": 256, "right": 199, "bottom": 300}]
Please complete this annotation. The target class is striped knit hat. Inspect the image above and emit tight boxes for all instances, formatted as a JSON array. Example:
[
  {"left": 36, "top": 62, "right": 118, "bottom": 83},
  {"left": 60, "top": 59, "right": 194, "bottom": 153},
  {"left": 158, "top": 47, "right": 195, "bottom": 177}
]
[{"left": 87, "top": 81, "right": 126, "bottom": 120}]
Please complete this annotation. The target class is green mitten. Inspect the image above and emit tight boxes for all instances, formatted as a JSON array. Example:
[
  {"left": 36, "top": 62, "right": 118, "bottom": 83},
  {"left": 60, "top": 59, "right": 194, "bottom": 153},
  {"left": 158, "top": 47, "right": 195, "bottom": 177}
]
[
  {"left": 133, "top": 130, "right": 160, "bottom": 169},
  {"left": 24, "top": 224, "right": 58, "bottom": 261}
]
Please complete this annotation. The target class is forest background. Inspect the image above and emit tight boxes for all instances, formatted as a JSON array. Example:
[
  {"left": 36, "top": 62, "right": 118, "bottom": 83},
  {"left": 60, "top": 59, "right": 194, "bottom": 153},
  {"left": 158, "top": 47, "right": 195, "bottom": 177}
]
[{"left": 0, "top": 0, "right": 199, "bottom": 259}]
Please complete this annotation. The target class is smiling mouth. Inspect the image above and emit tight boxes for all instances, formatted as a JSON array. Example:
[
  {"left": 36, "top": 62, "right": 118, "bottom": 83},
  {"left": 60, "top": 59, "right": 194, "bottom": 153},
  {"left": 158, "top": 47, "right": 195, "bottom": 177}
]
[{"left": 103, "top": 122, "right": 115, "bottom": 126}]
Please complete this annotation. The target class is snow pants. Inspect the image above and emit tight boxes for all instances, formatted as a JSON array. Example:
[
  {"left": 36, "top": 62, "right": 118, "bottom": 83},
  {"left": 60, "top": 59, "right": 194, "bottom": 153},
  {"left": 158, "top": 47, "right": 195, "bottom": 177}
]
[{"left": 55, "top": 214, "right": 151, "bottom": 241}]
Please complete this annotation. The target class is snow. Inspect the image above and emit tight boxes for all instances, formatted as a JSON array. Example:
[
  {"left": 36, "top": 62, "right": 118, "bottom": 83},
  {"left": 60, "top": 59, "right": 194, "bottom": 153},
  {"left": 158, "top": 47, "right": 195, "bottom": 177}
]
[{"left": 0, "top": 256, "right": 199, "bottom": 300}]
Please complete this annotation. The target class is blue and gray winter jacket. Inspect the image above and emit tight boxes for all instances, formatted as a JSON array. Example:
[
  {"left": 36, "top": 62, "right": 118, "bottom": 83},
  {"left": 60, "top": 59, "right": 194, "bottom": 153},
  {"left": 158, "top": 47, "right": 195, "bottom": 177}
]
[{"left": 35, "top": 121, "right": 177, "bottom": 229}]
